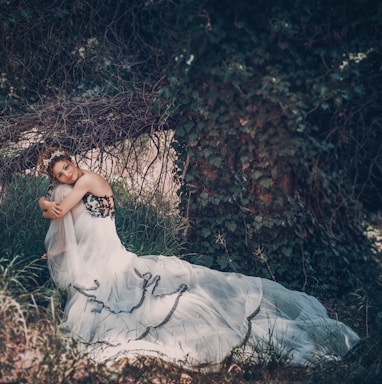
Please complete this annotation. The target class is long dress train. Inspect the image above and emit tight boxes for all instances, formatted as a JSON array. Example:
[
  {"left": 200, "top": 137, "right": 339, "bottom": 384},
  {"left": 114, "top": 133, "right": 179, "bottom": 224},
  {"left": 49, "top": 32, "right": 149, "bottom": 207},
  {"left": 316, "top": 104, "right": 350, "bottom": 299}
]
[{"left": 44, "top": 184, "right": 360, "bottom": 371}]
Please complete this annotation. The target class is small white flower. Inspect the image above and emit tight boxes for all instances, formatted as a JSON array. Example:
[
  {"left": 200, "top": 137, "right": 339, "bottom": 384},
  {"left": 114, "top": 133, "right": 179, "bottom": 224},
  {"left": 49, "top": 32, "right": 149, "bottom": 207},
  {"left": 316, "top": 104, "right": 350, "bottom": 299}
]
[{"left": 43, "top": 150, "right": 66, "bottom": 168}]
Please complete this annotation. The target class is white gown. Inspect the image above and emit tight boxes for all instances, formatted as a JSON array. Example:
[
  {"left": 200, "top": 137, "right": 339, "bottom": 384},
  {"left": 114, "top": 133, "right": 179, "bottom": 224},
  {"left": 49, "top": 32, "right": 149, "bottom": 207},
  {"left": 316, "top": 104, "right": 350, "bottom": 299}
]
[{"left": 44, "top": 184, "right": 360, "bottom": 371}]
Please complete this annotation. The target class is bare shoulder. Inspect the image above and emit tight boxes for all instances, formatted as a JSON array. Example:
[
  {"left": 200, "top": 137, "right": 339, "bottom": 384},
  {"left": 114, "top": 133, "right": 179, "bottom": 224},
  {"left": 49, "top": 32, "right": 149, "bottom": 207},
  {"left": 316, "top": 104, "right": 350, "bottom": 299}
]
[
  {"left": 77, "top": 169, "right": 112, "bottom": 195},
  {"left": 76, "top": 170, "right": 96, "bottom": 185},
  {"left": 83, "top": 170, "right": 108, "bottom": 184}
]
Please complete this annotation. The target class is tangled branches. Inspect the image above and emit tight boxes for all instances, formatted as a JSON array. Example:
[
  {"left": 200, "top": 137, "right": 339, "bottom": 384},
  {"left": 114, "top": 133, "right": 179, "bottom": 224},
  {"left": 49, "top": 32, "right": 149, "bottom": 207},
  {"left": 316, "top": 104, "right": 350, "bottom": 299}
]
[
  {"left": 0, "top": 0, "right": 174, "bottom": 106},
  {"left": 0, "top": 0, "right": 184, "bottom": 196},
  {"left": 1, "top": 86, "right": 175, "bottom": 178}
]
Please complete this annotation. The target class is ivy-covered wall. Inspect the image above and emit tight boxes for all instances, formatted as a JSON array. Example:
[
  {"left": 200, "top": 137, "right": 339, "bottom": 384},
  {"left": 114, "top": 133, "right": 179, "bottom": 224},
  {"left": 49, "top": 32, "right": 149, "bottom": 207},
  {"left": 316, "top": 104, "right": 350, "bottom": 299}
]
[{"left": 159, "top": 0, "right": 379, "bottom": 294}]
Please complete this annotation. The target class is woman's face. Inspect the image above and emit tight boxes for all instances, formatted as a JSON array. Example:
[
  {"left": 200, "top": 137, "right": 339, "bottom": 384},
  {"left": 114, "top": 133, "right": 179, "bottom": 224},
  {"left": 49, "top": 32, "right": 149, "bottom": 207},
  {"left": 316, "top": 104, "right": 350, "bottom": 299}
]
[{"left": 52, "top": 160, "right": 80, "bottom": 184}]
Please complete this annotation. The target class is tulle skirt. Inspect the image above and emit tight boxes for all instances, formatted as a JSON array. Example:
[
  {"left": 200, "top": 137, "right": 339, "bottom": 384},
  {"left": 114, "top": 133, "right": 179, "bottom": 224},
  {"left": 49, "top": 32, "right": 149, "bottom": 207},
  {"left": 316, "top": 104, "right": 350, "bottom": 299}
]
[{"left": 44, "top": 186, "right": 359, "bottom": 371}]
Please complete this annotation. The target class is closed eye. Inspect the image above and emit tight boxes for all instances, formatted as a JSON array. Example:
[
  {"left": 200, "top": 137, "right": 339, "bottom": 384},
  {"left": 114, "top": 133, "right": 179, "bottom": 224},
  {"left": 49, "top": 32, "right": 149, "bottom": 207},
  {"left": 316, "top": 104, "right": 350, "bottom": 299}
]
[{"left": 57, "top": 164, "right": 69, "bottom": 177}]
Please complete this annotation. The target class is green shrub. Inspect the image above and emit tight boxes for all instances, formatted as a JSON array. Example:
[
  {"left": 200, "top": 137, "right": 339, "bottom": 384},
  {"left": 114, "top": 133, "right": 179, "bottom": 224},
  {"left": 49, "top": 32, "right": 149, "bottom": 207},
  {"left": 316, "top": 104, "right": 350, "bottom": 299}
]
[{"left": 0, "top": 175, "right": 51, "bottom": 287}]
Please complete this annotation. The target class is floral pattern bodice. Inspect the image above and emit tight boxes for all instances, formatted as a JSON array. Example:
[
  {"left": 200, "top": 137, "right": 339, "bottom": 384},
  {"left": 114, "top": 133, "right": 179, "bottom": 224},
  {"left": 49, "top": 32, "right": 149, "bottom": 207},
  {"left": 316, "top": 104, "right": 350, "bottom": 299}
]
[{"left": 82, "top": 194, "right": 115, "bottom": 218}]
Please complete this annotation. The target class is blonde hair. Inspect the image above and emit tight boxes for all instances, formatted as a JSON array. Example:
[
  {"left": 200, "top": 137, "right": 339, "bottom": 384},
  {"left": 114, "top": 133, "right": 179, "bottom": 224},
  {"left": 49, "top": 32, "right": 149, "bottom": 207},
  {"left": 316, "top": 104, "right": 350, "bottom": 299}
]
[{"left": 38, "top": 147, "right": 73, "bottom": 178}]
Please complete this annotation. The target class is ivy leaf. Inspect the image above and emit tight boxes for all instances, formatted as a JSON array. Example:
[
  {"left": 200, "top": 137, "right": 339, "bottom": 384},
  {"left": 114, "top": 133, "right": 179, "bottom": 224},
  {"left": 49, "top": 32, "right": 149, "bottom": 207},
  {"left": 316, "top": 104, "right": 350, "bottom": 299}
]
[
  {"left": 184, "top": 121, "right": 194, "bottom": 131},
  {"left": 203, "top": 148, "right": 213, "bottom": 158},
  {"left": 202, "top": 254, "right": 214, "bottom": 268},
  {"left": 225, "top": 221, "right": 237, "bottom": 232},
  {"left": 210, "top": 157, "right": 222, "bottom": 167},
  {"left": 218, "top": 255, "right": 229, "bottom": 269},
  {"left": 259, "top": 178, "right": 273, "bottom": 187},
  {"left": 177, "top": 126, "right": 185, "bottom": 137},
  {"left": 321, "top": 103, "right": 329, "bottom": 110},
  {"left": 185, "top": 173, "right": 194, "bottom": 182},
  {"left": 201, "top": 227, "right": 211, "bottom": 238},
  {"left": 263, "top": 220, "right": 274, "bottom": 228},
  {"left": 254, "top": 215, "right": 262, "bottom": 223},
  {"left": 200, "top": 191, "right": 209, "bottom": 200}
]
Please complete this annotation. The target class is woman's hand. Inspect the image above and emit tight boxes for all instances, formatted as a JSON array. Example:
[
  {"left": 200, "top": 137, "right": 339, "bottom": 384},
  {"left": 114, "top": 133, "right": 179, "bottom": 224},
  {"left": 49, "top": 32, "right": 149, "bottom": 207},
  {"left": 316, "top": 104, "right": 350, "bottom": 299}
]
[{"left": 41, "top": 200, "right": 63, "bottom": 219}]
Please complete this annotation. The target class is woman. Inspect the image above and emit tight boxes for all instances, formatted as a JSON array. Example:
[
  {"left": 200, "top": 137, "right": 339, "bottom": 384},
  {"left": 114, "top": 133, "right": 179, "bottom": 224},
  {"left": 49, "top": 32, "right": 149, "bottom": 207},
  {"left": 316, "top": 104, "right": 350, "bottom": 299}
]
[{"left": 38, "top": 147, "right": 360, "bottom": 371}]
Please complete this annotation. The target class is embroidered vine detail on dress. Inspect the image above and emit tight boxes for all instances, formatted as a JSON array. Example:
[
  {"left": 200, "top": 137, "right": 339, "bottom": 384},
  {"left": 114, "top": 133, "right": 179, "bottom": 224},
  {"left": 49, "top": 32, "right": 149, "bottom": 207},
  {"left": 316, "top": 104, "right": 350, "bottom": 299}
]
[
  {"left": 72, "top": 268, "right": 188, "bottom": 341},
  {"left": 235, "top": 306, "right": 261, "bottom": 349},
  {"left": 83, "top": 194, "right": 115, "bottom": 218}
]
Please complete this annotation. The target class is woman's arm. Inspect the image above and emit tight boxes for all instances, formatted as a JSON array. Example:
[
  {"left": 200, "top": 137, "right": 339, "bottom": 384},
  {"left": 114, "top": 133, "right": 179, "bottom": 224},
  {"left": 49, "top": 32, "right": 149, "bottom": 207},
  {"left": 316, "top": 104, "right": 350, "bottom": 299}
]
[
  {"left": 38, "top": 175, "right": 89, "bottom": 219},
  {"left": 38, "top": 196, "right": 63, "bottom": 219},
  {"left": 39, "top": 172, "right": 110, "bottom": 219},
  {"left": 51, "top": 173, "right": 93, "bottom": 218},
  {"left": 38, "top": 196, "right": 49, "bottom": 210}
]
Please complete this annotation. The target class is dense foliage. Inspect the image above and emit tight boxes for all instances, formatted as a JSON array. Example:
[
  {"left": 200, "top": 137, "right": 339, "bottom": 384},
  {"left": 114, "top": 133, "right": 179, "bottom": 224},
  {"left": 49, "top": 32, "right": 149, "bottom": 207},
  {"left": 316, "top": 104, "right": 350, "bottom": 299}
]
[
  {"left": 156, "top": 0, "right": 382, "bottom": 293},
  {"left": 0, "top": 0, "right": 169, "bottom": 104}
]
